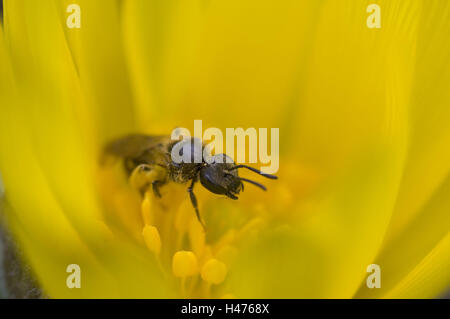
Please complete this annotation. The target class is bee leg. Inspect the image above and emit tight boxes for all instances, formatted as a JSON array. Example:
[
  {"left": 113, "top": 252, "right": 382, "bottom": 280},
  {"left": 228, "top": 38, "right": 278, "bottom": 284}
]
[
  {"left": 226, "top": 192, "right": 238, "bottom": 200},
  {"left": 187, "top": 179, "right": 206, "bottom": 230},
  {"left": 152, "top": 180, "right": 164, "bottom": 198},
  {"left": 129, "top": 164, "right": 167, "bottom": 196}
]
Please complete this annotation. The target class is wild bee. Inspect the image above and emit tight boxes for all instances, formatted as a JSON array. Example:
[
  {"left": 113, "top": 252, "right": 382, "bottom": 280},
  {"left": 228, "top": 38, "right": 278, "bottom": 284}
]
[{"left": 103, "top": 134, "right": 277, "bottom": 228}]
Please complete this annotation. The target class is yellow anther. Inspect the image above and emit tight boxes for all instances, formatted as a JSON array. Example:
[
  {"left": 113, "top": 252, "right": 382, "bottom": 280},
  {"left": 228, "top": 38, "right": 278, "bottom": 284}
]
[
  {"left": 141, "top": 193, "right": 154, "bottom": 226},
  {"left": 201, "top": 258, "right": 227, "bottom": 285},
  {"left": 142, "top": 225, "right": 161, "bottom": 255},
  {"left": 172, "top": 251, "right": 198, "bottom": 278}
]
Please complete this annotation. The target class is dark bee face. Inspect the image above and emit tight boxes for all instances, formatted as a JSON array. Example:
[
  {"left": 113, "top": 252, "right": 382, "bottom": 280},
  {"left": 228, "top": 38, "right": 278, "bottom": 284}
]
[{"left": 199, "top": 154, "right": 243, "bottom": 199}]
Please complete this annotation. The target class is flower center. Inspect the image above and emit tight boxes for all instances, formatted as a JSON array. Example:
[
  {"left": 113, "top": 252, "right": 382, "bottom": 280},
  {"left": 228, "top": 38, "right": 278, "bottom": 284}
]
[{"left": 140, "top": 188, "right": 263, "bottom": 298}]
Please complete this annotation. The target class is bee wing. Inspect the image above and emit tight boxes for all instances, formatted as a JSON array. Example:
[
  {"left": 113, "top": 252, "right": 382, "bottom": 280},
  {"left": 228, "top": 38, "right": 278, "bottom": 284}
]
[{"left": 102, "top": 134, "right": 171, "bottom": 162}]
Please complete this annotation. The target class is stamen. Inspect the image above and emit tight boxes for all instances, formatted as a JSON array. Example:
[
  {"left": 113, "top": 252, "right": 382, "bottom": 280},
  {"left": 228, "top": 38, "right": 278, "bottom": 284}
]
[
  {"left": 141, "top": 192, "right": 154, "bottom": 225},
  {"left": 201, "top": 258, "right": 227, "bottom": 285},
  {"left": 172, "top": 251, "right": 198, "bottom": 278},
  {"left": 142, "top": 225, "right": 161, "bottom": 255},
  {"left": 189, "top": 219, "right": 206, "bottom": 256},
  {"left": 236, "top": 218, "right": 264, "bottom": 241},
  {"left": 215, "top": 245, "right": 237, "bottom": 266}
]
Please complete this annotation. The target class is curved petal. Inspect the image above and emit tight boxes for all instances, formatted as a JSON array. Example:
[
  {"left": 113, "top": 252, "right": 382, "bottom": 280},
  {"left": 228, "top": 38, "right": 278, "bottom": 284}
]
[
  {"left": 122, "top": 0, "right": 321, "bottom": 131},
  {"left": 355, "top": 0, "right": 450, "bottom": 298},
  {"left": 56, "top": 0, "right": 137, "bottom": 143},
  {"left": 229, "top": 0, "right": 431, "bottom": 298},
  {"left": 355, "top": 173, "right": 450, "bottom": 298},
  {"left": 0, "top": 1, "right": 169, "bottom": 297},
  {"left": 384, "top": 232, "right": 450, "bottom": 299},
  {"left": 2, "top": 0, "right": 101, "bottom": 228},
  {"left": 382, "top": 0, "right": 450, "bottom": 240}
]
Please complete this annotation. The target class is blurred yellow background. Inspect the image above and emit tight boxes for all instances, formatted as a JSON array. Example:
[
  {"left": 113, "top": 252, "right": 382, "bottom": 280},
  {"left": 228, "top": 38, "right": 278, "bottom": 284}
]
[{"left": 0, "top": 0, "right": 449, "bottom": 298}]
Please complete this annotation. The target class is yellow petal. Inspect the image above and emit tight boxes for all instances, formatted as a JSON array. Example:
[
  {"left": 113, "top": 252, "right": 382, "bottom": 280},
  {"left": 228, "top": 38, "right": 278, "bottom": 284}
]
[
  {"left": 56, "top": 0, "right": 136, "bottom": 143},
  {"left": 122, "top": 0, "right": 321, "bottom": 131},
  {"left": 384, "top": 233, "right": 450, "bottom": 299},
  {"left": 355, "top": 174, "right": 450, "bottom": 298},
  {"left": 382, "top": 1, "right": 450, "bottom": 241}
]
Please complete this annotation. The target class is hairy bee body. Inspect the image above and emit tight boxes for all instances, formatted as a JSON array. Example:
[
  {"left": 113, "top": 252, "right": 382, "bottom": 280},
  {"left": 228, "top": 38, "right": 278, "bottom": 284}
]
[
  {"left": 103, "top": 133, "right": 277, "bottom": 228},
  {"left": 105, "top": 134, "right": 199, "bottom": 184}
]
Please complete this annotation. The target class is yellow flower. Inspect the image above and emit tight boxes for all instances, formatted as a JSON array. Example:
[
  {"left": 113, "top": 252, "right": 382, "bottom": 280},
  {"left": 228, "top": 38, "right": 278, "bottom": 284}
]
[{"left": 0, "top": 0, "right": 449, "bottom": 298}]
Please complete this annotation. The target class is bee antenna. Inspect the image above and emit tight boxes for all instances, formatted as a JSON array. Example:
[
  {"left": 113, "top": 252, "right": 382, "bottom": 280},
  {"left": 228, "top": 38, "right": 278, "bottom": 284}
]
[
  {"left": 238, "top": 177, "right": 267, "bottom": 191},
  {"left": 229, "top": 165, "right": 278, "bottom": 179}
]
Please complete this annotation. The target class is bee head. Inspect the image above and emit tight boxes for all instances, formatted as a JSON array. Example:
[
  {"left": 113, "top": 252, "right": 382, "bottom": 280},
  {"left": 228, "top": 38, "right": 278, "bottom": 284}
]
[{"left": 199, "top": 154, "right": 278, "bottom": 199}]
